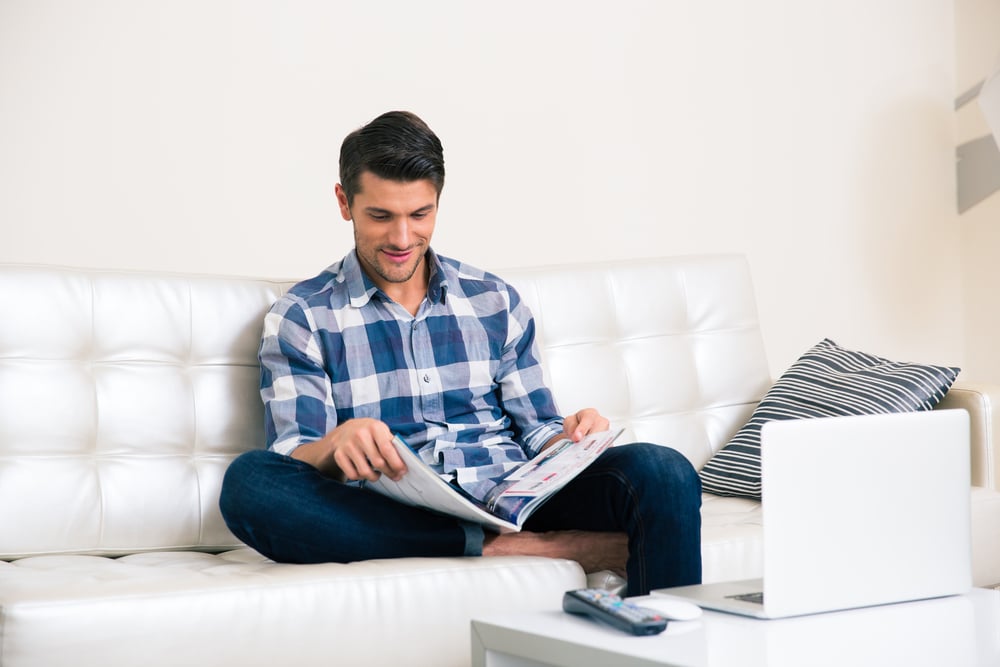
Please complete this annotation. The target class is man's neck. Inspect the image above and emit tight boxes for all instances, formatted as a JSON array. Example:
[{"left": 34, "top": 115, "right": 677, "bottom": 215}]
[{"left": 374, "top": 261, "right": 430, "bottom": 317}]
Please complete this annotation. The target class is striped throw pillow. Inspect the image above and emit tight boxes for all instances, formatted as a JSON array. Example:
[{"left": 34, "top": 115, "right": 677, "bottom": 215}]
[{"left": 698, "top": 338, "right": 960, "bottom": 500}]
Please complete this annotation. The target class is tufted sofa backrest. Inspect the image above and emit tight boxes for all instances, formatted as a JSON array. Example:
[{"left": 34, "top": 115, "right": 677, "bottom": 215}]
[
  {"left": 501, "top": 255, "right": 771, "bottom": 468},
  {"left": 0, "top": 255, "right": 771, "bottom": 558},
  {"left": 0, "top": 266, "right": 292, "bottom": 558}
]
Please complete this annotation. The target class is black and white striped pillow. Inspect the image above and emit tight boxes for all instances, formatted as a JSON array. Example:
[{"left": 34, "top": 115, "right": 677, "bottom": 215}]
[{"left": 698, "top": 338, "right": 960, "bottom": 500}]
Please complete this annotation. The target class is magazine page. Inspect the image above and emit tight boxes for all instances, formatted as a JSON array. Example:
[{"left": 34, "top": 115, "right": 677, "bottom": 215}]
[
  {"left": 366, "top": 428, "right": 624, "bottom": 532},
  {"left": 485, "top": 428, "right": 624, "bottom": 526},
  {"left": 366, "top": 436, "right": 520, "bottom": 532}
]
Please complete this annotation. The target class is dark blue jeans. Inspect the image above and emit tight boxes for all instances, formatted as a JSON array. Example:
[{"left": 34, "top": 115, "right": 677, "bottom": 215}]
[{"left": 219, "top": 442, "right": 702, "bottom": 596}]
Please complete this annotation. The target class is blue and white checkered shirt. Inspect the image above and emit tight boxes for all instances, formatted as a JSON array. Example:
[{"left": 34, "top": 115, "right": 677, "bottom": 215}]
[{"left": 260, "top": 249, "right": 565, "bottom": 500}]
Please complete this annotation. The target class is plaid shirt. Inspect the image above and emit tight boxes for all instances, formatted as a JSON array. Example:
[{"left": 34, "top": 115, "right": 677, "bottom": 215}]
[{"left": 260, "top": 249, "right": 565, "bottom": 500}]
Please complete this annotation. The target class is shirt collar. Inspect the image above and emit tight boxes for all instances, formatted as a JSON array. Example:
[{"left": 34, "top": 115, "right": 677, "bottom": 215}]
[
  {"left": 426, "top": 249, "right": 448, "bottom": 305},
  {"left": 342, "top": 248, "right": 448, "bottom": 308}
]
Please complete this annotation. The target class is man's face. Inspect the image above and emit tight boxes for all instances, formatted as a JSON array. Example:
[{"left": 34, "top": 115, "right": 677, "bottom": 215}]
[{"left": 336, "top": 171, "right": 438, "bottom": 293}]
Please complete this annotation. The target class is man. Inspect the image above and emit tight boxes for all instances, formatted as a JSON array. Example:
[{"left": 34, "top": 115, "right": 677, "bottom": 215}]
[{"left": 219, "top": 111, "right": 701, "bottom": 596}]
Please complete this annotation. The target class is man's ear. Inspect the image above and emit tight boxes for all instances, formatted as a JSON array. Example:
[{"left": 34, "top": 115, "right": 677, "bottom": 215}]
[{"left": 334, "top": 184, "right": 352, "bottom": 221}]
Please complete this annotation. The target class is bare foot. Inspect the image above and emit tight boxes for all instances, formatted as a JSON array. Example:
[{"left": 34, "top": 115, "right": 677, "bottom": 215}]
[{"left": 483, "top": 530, "right": 627, "bottom": 577}]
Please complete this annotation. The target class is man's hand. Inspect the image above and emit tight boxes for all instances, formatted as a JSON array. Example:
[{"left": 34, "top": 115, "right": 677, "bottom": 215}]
[
  {"left": 542, "top": 407, "right": 610, "bottom": 451},
  {"left": 291, "top": 418, "right": 408, "bottom": 482},
  {"left": 563, "top": 407, "right": 610, "bottom": 441}
]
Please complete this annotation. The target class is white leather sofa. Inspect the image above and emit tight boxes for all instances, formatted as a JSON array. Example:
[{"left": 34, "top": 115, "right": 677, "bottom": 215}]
[{"left": 0, "top": 255, "right": 997, "bottom": 667}]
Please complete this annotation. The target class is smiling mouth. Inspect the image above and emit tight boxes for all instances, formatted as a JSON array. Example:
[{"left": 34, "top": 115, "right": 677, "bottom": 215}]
[
  {"left": 382, "top": 250, "right": 411, "bottom": 263},
  {"left": 381, "top": 246, "right": 419, "bottom": 263}
]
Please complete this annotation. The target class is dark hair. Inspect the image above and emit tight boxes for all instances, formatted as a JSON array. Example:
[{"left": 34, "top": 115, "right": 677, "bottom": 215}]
[{"left": 339, "top": 111, "right": 445, "bottom": 206}]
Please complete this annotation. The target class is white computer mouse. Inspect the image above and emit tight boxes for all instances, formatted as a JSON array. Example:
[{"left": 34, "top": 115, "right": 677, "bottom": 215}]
[{"left": 632, "top": 595, "right": 704, "bottom": 621}]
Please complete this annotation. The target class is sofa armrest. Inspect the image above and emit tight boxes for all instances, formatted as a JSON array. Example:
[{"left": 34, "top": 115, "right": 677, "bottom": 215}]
[{"left": 937, "top": 381, "right": 1000, "bottom": 490}]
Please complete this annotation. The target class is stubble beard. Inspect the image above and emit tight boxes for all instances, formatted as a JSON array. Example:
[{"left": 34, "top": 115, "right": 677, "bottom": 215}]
[{"left": 358, "top": 240, "right": 427, "bottom": 286}]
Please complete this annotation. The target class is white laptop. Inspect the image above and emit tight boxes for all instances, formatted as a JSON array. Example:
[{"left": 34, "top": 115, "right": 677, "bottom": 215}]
[{"left": 656, "top": 409, "right": 972, "bottom": 619}]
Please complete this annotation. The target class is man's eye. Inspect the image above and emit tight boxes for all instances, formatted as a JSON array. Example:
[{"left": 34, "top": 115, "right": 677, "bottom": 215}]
[{"left": 370, "top": 214, "right": 390, "bottom": 221}]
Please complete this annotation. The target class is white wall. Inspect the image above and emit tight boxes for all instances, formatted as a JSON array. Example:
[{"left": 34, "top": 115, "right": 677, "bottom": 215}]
[{"left": 0, "top": 0, "right": 965, "bottom": 377}]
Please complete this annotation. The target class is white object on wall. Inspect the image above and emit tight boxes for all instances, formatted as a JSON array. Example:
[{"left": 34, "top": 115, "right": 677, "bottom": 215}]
[
  {"left": 957, "top": 55, "right": 1000, "bottom": 212},
  {"left": 981, "top": 56, "right": 1000, "bottom": 148}
]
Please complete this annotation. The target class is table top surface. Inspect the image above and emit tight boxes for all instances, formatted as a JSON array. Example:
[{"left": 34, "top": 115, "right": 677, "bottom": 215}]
[{"left": 471, "top": 588, "right": 1000, "bottom": 667}]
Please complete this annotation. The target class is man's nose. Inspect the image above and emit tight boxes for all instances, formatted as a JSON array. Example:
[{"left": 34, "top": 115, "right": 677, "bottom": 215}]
[{"left": 387, "top": 218, "right": 412, "bottom": 247}]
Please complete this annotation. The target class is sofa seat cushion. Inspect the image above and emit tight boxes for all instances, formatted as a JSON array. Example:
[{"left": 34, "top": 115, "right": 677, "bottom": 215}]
[
  {"left": 0, "top": 550, "right": 585, "bottom": 667},
  {"left": 700, "top": 493, "right": 763, "bottom": 584},
  {"left": 971, "top": 486, "right": 1000, "bottom": 586}
]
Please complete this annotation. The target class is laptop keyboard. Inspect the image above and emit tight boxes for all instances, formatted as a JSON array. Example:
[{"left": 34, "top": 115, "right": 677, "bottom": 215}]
[{"left": 726, "top": 591, "right": 765, "bottom": 605}]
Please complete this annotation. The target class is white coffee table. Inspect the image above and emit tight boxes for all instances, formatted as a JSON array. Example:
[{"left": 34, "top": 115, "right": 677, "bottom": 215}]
[{"left": 471, "top": 588, "right": 1000, "bottom": 667}]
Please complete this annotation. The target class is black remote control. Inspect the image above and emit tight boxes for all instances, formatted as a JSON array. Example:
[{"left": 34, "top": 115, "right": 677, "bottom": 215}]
[{"left": 562, "top": 589, "right": 668, "bottom": 636}]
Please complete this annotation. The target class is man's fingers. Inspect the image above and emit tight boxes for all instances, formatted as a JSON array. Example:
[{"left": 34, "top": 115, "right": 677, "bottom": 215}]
[
  {"left": 568, "top": 408, "right": 610, "bottom": 440},
  {"left": 374, "top": 436, "right": 408, "bottom": 481},
  {"left": 356, "top": 434, "right": 408, "bottom": 482},
  {"left": 333, "top": 449, "right": 362, "bottom": 481},
  {"left": 334, "top": 433, "right": 384, "bottom": 482}
]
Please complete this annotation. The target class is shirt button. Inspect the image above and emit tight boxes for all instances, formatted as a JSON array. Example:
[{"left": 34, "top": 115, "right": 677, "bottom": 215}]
[{"left": 423, "top": 374, "right": 431, "bottom": 383}]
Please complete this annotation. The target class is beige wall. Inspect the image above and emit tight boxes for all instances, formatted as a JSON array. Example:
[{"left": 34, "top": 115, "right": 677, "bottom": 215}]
[
  {"left": 0, "top": 0, "right": 969, "bottom": 378},
  {"left": 957, "top": 0, "right": 1000, "bottom": 383}
]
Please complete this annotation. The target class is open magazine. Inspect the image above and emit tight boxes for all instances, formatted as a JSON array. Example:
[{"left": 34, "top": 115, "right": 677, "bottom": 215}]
[{"left": 366, "top": 428, "right": 625, "bottom": 533}]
